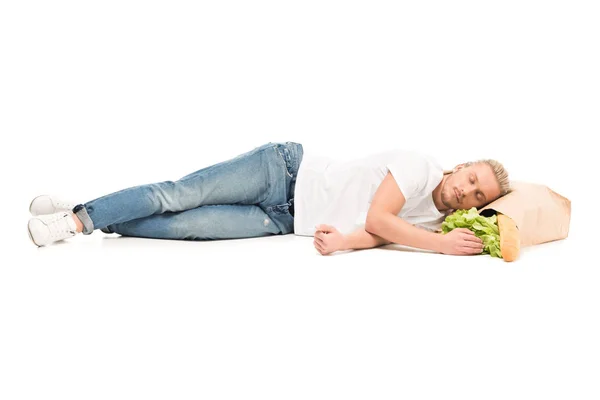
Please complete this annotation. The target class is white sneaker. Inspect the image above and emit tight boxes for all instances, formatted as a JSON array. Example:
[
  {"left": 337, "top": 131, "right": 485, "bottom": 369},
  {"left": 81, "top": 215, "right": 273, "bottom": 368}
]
[
  {"left": 28, "top": 211, "right": 78, "bottom": 247},
  {"left": 29, "top": 195, "right": 76, "bottom": 216}
]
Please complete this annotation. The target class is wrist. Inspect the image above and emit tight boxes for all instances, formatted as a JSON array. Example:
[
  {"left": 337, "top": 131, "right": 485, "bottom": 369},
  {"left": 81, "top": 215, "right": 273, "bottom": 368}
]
[
  {"left": 340, "top": 235, "right": 349, "bottom": 251},
  {"left": 435, "top": 233, "right": 446, "bottom": 253}
]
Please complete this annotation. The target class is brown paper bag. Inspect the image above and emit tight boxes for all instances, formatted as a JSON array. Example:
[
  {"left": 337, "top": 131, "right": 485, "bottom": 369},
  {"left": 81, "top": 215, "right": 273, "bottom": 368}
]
[{"left": 478, "top": 181, "right": 571, "bottom": 247}]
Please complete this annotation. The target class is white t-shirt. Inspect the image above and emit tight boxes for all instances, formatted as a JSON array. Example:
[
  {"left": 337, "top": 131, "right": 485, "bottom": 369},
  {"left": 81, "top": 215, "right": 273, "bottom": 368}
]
[{"left": 293, "top": 148, "right": 450, "bottom": 237}]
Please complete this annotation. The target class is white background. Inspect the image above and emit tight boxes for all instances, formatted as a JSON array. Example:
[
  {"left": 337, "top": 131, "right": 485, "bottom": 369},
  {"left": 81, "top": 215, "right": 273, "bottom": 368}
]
[{"left": 1, "top": 1, "right": 597, "bottom": 399}]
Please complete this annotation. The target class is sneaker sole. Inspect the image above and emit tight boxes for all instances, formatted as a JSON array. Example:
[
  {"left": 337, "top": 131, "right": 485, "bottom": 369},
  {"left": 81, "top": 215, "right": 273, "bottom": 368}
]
[
  {"left": 29, "top": 195, "right": 42, "bottom": 215},
  {"left": 27, "top": 220, "right": 41, "bottom": 247},
  {"left": 29, "top": 195, "right": 74, "bottom": 216},
  {"left": 29, "top": 195, "right": 57, "bottom": 216}
]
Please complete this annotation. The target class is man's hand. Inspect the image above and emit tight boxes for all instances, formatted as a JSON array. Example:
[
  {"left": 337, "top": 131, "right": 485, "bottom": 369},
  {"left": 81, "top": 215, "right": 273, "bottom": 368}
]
[
  {"left": 439, "top": 228, "right": 484, "bottom": 255},
  {"left": 314, "top": 224, "right": 345, "bottom": 255}
]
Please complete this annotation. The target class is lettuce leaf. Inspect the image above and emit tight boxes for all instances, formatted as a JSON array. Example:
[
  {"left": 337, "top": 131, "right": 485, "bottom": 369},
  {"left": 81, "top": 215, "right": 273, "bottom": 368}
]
[{"left": 441, "top": 207, "right": 502, "bottom": 258}]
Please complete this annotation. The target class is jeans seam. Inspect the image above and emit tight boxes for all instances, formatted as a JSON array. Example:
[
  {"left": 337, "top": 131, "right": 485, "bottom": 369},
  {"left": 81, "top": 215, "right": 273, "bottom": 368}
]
[{"left": 274, "top": 145, "right": 293, "bottom": 178}]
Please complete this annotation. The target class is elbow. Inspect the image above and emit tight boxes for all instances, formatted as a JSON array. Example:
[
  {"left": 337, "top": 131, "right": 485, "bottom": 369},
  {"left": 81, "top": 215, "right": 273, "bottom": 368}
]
[{"left": 365, "top": 215, "right": 381, "bottom": 234}]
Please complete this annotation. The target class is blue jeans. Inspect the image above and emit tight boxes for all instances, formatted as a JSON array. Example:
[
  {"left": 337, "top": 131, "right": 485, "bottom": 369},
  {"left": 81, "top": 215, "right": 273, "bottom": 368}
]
[{"left": 72, "top": 141, "right": 303, "bottom": 240}]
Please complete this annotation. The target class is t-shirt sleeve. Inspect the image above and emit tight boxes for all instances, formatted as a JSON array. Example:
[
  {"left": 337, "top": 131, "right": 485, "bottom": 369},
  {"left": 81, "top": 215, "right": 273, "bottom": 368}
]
[{"left": 385, "top": 151, "right": 431, "bottom": 200}]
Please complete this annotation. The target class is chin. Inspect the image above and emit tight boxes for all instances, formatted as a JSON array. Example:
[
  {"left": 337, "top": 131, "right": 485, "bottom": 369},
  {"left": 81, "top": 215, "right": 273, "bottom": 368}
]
[{"left": 441, "top": 193, "right": 453, "bottom": 209}]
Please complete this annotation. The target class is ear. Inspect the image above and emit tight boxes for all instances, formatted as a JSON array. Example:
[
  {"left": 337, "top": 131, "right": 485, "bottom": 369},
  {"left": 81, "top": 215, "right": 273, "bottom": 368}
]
[{"left": 453, "top": 163, "right": 466, "bottom": 173}]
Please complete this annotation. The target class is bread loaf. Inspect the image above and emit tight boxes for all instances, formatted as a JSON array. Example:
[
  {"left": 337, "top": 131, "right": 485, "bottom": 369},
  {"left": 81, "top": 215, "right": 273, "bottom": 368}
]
[{"left": 497, "top": 213, "right": 520, "bottom": 262}]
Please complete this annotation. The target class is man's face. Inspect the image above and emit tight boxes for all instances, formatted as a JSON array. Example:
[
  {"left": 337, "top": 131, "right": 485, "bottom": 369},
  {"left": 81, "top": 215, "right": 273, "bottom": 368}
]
[{"left": 441, "top": 163, "right": 502, "bottom": 210}]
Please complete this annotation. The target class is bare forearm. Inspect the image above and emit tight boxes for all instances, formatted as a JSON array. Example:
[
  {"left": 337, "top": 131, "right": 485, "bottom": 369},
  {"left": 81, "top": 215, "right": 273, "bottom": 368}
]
[
  {"left": 342, "top": 227, "right": 392, "bottom": 250},
  {"left": 366, "top": 214, "right": 443, "bottom": 253}
]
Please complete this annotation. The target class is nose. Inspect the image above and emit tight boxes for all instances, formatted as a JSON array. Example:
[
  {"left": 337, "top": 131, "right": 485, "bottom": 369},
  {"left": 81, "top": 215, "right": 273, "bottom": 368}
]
[
  {"left": 457, "top": 187, "right": 473, "bottom": 199},
  {"left": 463, "top": 187, "right": 477, "bottom": 199}
]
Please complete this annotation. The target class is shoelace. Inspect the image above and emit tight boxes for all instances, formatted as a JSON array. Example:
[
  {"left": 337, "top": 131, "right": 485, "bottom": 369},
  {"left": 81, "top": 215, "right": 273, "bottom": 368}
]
[
  {"left": 55, "top": 200, "right": 75, "bottom": 210},
  {"left": 46, "top": 212, "right": 76, "bottom": 238}
]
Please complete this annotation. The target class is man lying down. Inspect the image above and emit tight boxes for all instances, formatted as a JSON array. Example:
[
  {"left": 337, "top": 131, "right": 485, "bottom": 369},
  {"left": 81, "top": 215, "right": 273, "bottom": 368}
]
[{"left": 299, "top": 149, "right": 511, "bottom": 257}]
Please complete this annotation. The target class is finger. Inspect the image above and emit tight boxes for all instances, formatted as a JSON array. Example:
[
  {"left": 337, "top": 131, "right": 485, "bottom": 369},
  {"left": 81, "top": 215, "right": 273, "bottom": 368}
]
[
  {"left": 314, "top": 236, "right": 324, "bottom": 244},
  {"left": 314, "top": 240, "right": 323, "bottom": 253},
  {"left": 323, "top": 226, "right": 336, "bottom": 233},
  {"left": 463, "top": 239, "right": 484, "bottom": 249},
  {"left": 465, "top": 244, "right": 484, "bottom": 253},
  {"left": 460, "top": 228, "right": 475, "bottom": 235},
  {"left": 462, "top": 246, "right": 483, "bottom": 254},
  {"left": 463, "top": 233, "right": 482, "bottom": 241},
  {"left": 463, "top": 235, "right": 483, "bottom": 244},
  {"left": 316, "top": 243, "right": 328, "bottom": 255},
  {"left": 316, "top": 225, "right": 331, "bottom": 233}
]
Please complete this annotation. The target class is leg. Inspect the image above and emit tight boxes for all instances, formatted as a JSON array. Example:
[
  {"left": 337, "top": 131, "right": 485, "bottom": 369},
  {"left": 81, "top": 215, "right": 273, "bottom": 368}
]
[
  {"left": 73, "top": 213, "right": 84, "bottom": 232},
  {"left": 103, "top": 203, "right": 294, "bottom": 240},
  {"left": 73, "top": 142, "right": 302, "bottom": 235}
]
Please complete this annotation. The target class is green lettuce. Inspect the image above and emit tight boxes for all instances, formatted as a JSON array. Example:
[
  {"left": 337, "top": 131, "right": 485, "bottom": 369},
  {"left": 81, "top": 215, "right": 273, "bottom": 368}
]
[{"left": 441, "top": 207, "right": 502, "bottom": 258}]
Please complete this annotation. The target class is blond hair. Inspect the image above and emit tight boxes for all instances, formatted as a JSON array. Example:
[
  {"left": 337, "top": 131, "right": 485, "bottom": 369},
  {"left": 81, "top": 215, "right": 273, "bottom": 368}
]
[{"left": 443, "top": 159, "right": 512, "bottom": 197}]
